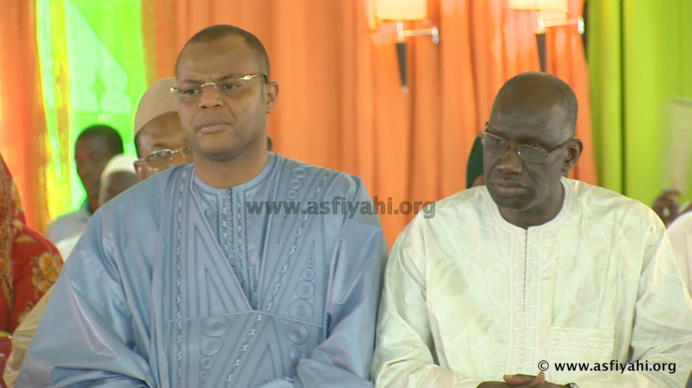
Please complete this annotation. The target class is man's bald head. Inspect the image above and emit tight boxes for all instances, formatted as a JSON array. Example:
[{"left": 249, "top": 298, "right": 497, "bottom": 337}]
[
  {"left": 175, "top": 24, "right": 270, "bottom": 79},
  {"left": 491, "top": 72, "right": 578, "bottom": 138}
]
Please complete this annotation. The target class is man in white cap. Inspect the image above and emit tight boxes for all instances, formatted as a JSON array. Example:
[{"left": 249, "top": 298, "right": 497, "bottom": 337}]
[
  {"left": 98, "top": 154, "right": 140, "bottom": 209},
  {"left": 133, "top": 77, "right": 192, "bottom": 180}
]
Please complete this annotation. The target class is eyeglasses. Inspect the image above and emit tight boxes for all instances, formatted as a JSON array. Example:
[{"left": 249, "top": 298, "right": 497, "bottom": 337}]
[
  {"left": 135, "top": 144, "right": 194, "bottom": 171},
  {"left": 170, "top": 73, "right": 268, "bottom": 101},
  {"left": 479, "top": 128, "right": 573, "bottom": 164}
]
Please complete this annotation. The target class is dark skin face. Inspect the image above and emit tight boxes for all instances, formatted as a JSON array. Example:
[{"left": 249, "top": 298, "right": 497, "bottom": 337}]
[
  {"left": 478, "top": 74, "right": 581, "bottom": 388},
  {"left": 135, "top": 112, "right": 190, "bottom": 180},
  {"left": 98, "top": 171, "right": 139, "bottom": 205},
  {"left": 484, "top": 101, "right": 582, "bottom": 229},
  {"left": 74, "top": 136, "right": 120, "bottom": 213},
  {"left": 176, "top": 35, "right": 279, "bottom": 189}
]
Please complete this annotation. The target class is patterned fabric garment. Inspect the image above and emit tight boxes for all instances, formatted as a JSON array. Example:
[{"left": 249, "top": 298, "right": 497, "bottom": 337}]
[
  {"left": 0, "top": 154, "right": 62, "bottom": 334},
  {"left": 372, "top": 178, "right": 692, "bottom": 387},
  {"left": 667, "top": 211, "right": 692, "bottom": 295},
  {"left": 18, "top": 153, "right": 387, "bottom": 388}
]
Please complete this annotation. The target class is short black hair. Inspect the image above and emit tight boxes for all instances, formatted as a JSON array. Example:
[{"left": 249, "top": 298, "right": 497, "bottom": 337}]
[
  {"left": 494, "top": 72, "right": 578, "bottom": 137},
  {"left": 77, "top": 124, "right": 124, "bottom": 155},
  {"left": 176, "top": 24, "right": 270, "bottom": 79}
]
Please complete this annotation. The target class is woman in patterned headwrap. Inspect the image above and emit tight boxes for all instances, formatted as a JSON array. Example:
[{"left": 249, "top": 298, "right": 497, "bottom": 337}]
[{"left": 0, "top": 154, "right": 62, "bottom": 382}]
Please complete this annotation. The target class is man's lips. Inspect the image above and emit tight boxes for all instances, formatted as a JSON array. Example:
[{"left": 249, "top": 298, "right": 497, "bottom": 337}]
[
  {"left": 493, "top": 179, "right": 525, "bottom": 188},
  {"left": 197, "top": 118, "right": 228, "bottom": 134},
  {"left": 491, "top": 178, "right": 527, "bottom": 194}
]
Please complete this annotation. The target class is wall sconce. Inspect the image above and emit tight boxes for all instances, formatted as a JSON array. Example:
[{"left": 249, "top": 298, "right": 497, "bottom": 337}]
[
  {"left": 509, "top": 0, "right": 582, "bottom": 72},
  {"left": 375, "top": 0, "right": 440, "bottom": 93}
]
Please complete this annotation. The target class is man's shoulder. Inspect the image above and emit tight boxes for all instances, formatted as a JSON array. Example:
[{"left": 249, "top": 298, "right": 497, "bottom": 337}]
[
  {"left": 276, "top": 156, "right": 364, "bottom": 195},
  {"left": 566, "top": 178, "right": 661, "bottom": 225},
  {"left": 438, "top": 186, "right": 488, "bottom": 206},
  {"left": 568, "top": 178, "right": 647, "bottom": 210},
  {"left": 669, "top": 211, "right": 692, "bottom": 235},
  {"left": 277, "top": 155, "right": 359, "bottom": 180},
  {"left": 402, "top": 186, "right": 488, "bottom": 232},
  {"left": 420, "top": 186, "right": 488, "bottom": 218}
]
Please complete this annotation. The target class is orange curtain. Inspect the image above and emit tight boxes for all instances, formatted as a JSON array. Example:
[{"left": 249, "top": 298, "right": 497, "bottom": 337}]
[
  {"left": 142, "top": 0, "right": 596, "bottom": 246},
  {"left": 546, "top": 0, "right": 597, "bottom": 183},
  {"left": 0, "top": 0, "right": 50, "bottom": 231}
]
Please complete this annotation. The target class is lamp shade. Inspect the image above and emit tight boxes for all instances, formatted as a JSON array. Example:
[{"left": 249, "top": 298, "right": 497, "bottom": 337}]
[
  {"left": 376, "top": 0, "right": 427, "bottom": 21},
  {"left": 509, "top": 0, "right": 568, "bottom": 23},
  {"left": 508, "top": 0, "right": 568, "bottom": 12},
  {"left": 540, "top": 10, "right": 568, "bottom": 24}
]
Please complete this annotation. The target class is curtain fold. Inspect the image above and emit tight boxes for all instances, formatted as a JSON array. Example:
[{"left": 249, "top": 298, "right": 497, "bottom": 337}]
[
  {"left": 546, "top": 0, "right": 597, "bottom": 184},
  {"left": 0, "top": 0, "right": 49, "bottom": 231},
  {"left": 37, "top": 0, "right": 72, "bottom": 233},
  {"left": 586, "top": 0, "right": 622, "bottom": 193},
  {"left": 35, "top": 0, "right": 148, "bottom": 232},
  {"left": 589, "top": 0, "right": 692, "bottom": 206}
]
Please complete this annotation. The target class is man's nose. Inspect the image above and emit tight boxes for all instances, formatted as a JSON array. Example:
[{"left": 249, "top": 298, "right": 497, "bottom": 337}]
[
  {"left": 198, "top": 84, "right": 223, "bottom": 109},
  {"left": 495, "top": 146, "right": 524, "bottom": 174}
]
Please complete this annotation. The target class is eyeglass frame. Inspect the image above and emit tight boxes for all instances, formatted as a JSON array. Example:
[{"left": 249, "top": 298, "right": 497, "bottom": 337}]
[
  {"left": 169, "top": 73, "right": 269, "bottom": 100},
  {"left": 478, "top": 126, "right": 575, "bottom": 164},
  {"left": 134, "top": 144, "right": 194, "bottom": 172}
]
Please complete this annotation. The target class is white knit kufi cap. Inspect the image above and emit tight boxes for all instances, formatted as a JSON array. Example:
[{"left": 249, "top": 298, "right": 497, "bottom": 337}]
[
  {"left": 134, "top": 77, "right": 178, "bottom": 136},
  {"left": 100, "top": 154, "right": 138, "bottom": 184}
]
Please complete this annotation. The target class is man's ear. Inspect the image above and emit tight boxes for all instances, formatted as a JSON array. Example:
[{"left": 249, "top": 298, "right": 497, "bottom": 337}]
[
  {"left": 264, "top": 81, "right": 279, "bottom": 113},
  {"left": 561, "top": 138, "right": 583, "bottom": 174}
]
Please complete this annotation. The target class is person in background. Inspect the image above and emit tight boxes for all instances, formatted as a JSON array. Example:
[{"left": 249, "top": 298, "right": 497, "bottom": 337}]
[
  {"left": 372, "top": 72, "right": 692, "bottom": 387},
  {"left": 45, "top": 125, "right": 123, "bottom": 243},
  {"left": 134, "top": 77, "right": 192, "bottom": 181},
  {"left": 97, "top": 154, "right": 139, "bottom": 206},
  {"left": 652, "top": 189, "right": 692, "bottom": 227},
  {"left": 19, "top": 24, "right": 386, "bottom": 387},
  {"left": 55, "top": 154, "right": 139, "bottom": 260},
  {"left": 0, "top": 154, "right": 62, "bottom": 386}
]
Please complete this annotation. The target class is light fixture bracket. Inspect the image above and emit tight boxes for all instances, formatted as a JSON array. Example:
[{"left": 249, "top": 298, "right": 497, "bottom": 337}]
[{"left": 395, "top": 20, "right": 440, "bottom": 44}]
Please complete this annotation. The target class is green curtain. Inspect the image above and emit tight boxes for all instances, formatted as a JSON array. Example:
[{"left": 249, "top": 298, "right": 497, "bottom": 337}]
[
  {"left": 37, "top": 0, "right": 147, "bottom": 220},
  {"left": 588, "top": 0, "right": 692, "bottom": 206}
]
